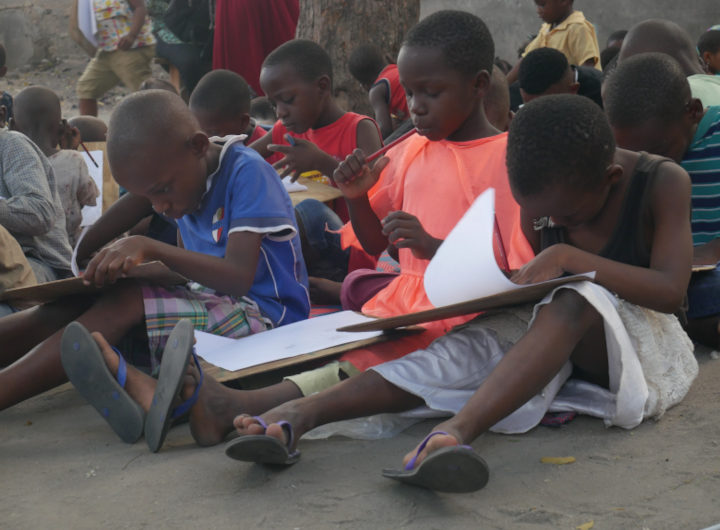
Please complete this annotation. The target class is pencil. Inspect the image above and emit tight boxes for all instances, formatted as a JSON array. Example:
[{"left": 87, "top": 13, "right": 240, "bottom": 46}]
[
  {"left": 366, "top": 128, "right": 417, "bottom": 163},
  {"left": 80, "top": 142, "right": 99, "bottom": 168},
  {"left": 494, "top": 214, "right": 511, "bottom": 273}
]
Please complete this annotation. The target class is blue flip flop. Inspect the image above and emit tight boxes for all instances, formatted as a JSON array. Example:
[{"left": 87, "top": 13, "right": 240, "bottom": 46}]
[
  {"left": 382, "top": 431, "right": 489, "bottom": 493},
  {"left": 144, "top": 319, "right": 199, "bottom": 453},
  {"left": 60, "top": 322, "right": 145, "bottom": 444},
  {"left": 224, "top": 416, "right": 300, "bottom": 466}
]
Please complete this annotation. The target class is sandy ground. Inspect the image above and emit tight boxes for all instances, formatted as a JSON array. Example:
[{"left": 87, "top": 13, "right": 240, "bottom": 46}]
[{"left": 1, "top": 346, "right": 719, "bottom": 530}]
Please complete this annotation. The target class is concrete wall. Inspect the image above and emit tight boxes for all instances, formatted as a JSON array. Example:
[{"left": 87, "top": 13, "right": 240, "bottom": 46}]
[{"left": 421, "top": 0, "right": 719, "bottom": 63}]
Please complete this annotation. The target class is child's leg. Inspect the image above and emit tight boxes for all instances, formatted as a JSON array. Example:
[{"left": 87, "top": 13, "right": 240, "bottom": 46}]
[
  {"left": 233, "top": 369, "right": 425, "bottom": 448},
  {"left": 0, "top": 296, "right": 94, "bottom": 366},
  {"left": 402, "top": 289, "right": 607, "bottom": 467},
  {"left": 0, "top": 283, "right": 145, "bottom": 410}
]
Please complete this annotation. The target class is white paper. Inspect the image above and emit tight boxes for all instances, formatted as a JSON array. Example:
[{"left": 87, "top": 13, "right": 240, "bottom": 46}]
[
  {"left": 70, "top": 225, "right": 90, "bottom": 277},
  {"left": 424, "top": 188, "right": 595, "bottom": 307},
  {"left": 194, "top": 310, "right": 384, "bottom": 372},
  {"left": 80, "top": 150, "right": 103, "bottom": 227},
  {"left": 282, "top": 176, "right": 308, "bottom": 193}
]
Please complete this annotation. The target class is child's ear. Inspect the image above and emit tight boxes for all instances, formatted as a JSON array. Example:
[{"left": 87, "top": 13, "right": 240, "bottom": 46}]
[
  {"left": 605, "top": 163, "right": 624, "bottom": 186},
  {"left": 686, "top": 97, "right": 704, "bottom": 124},
  {"left": 187, "top": 131, "right": 209, "bottom": 157},
  {"left": 569, "top": 82, "right": 580, "bottom": 95},
  {"left": 317, "top": 74, "right": 332, "bottom": 95},
  {"left": 238, "top": 112, "right": 251, "bottom": 134},
  {"left": 473, "top": 69, "right": 491, "bottom": 96},
  {"left": 701, "top": 51, "right": 713, "bottom": 72}
]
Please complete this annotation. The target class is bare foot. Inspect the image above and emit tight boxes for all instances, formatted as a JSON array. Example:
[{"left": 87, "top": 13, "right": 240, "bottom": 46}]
[
  {"left": 91, "top": 332, "right": 157, "bottom": 412},
  {"left": 183, "top": 359, "right": 243, "bottom": 446},
  {"left": 401, "top": 425, "right": 463, "bottom": 469},
  {"left": 232, "top": 400, "right": 313, "bottom": 451}
]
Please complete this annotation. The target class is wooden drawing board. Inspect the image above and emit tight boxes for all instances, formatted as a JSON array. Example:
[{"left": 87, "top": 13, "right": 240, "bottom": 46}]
[
  {"left": 338, "top": 276, "right": 593, "bottom": 332},
  {"left": 289, "top": 177, "right": 344, "bottom": 206}
]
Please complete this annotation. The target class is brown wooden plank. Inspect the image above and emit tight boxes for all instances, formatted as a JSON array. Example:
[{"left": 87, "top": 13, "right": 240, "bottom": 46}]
[
  {"left": 289, "top": 177, "right": 344, "bottom": 206},
  {"left": 338, "top": 276, "right": 594, "bottom": 332},
  {"left": 199, "top": 327, "right": 422, "bottom": 383}
]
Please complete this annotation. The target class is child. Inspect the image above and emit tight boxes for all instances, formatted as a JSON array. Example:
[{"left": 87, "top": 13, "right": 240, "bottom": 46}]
[
  {"left": 78, "top": 10, "right": 534, "bottom": 452},
  {"left": 249, "top": 39, "right": 383, "bottom": 220},
  {"left": 189, "top": 70, "right": 268, "bottom": 144},
  {"left": 618, "top": 19, "right": 720, "bottom": 108},
  {"left": 698, "top": 30, "right": 720, "bottom": 76},
  {"left": 604, "top": 52, "right": 720, "bottom": 348},
  {"left": 250, "top": 96, "right": 276, "bottom": 128},
  {"left": 228, "top": 95, "right": 698, "bottom": 493},
  {"left": 76, "top": 0, "right": 156, "bottom": 116},
  {"left": 507, "top": 0, "right": 601, "bottom": 84},
  {"left": 11, "top": 86, "right": 99, "bottom": 248},
  {"left": 516, "top": 47, "right": 603, "bottom": 108},
  {"left": 348, "top": 43, "right": 409, "bottom": 138},
  {"left": 0, "top": 43, "right": 12, "bottom": 128},
  {"left": 0, "top": 128, "right": 73, "bottom": 282},
  {"left": 68, "top": 115, "right": 108, "bottom": 142},
  {"left": 0, "top": 90, "right": 310, "bottom": 424}
]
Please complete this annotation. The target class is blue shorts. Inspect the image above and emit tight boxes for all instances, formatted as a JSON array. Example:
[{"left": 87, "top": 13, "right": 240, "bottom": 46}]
[{"left": 686, "top": 264, "right": 720, "bottom": 319}]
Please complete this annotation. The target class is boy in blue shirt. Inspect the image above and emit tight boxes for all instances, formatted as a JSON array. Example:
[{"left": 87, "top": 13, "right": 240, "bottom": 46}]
[{"left": 0, "top": 90, "right": 310, "bottom": 436}]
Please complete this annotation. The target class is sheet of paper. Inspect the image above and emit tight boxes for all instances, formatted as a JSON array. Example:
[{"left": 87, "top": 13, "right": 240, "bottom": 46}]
[
  {"left": 80, "top": 150, "right": 103, "bottom": 227},
  {"left": 282, "top": 176, "right": 309, "bottom": 193},
  {"left": 424, "top": 188, "right": 594, "bottom": 307},
  {"left": 195, "top": 310, "right": 384, "bottom": 372},
  {"left": 70, "top": 225, "right": 90, "bottom": 277}
]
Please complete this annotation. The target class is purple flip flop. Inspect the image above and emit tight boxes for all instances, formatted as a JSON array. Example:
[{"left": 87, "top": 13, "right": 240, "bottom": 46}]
[
  {"left": 382, "top": 431, "right": 489, "bottom": 493},
  {"left": 224, "top": 416, "right": 300, "bottom": 466}
]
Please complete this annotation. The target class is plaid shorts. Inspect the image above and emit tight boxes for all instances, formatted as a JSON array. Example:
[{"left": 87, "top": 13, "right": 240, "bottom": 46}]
[{"left": 141, "top": 283, "right": 271, "bottom": 374}]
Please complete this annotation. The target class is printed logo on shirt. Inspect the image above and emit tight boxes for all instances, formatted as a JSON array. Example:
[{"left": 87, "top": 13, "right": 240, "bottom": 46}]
[{"left": 211, "top": 207, "right": 225, "bottom": 243}]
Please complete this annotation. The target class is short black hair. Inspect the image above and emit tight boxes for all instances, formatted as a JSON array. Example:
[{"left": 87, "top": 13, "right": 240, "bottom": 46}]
[
  {"left": 600, "top": 46, "right": 620, "bottom": 70},
  {"left": 189, "top": 69, "right": 252, "bottom": 116},
  {"left": 698, "top": 30, "right": 720, "bottom": 55},
  {"left": 348, "top": 44, "right": 387, "bottom": 86},
  {"left": 606, "top": 29, "right": 628, "bottom": 47},
  {"left": 403, "top": 10, "right": 494, "bottom": 76},
  {"left": 250, "top": 96, "right": 276, "bottom": 122},
  {"left": 507, "top": 94, "right": 615, "bottom": 196},
  {"left": 518, "top": 47, "right": 569, "bottom": 95},
  {"left": 0, "top": 43, "right": 5, "bottom": 69},
  {"left": 262, "top": 39, "right": 333, "bottom": 84},
  {"left": 604, "top": 52, "right": 689, "bottom": 129}
]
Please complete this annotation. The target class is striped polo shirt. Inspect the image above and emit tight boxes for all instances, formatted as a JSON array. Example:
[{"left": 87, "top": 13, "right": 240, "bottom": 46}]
[{"left": 682, "top": 106, "right": 720, "bottom": 245}]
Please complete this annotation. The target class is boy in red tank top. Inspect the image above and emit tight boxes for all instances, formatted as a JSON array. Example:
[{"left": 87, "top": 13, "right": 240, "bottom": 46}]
[{"left": 349, "top": 43, "right": 410, "bottom": 138}]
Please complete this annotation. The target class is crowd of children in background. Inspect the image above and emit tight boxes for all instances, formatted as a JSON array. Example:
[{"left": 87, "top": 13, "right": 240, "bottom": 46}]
[{"left": 1, "top": 0, "right": 720, "bottom": 494}]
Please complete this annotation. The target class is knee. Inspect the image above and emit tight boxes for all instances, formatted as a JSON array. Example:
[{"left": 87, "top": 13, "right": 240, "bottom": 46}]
[{"left": 544, "top": 289, "right": 600, "bottom": 330}]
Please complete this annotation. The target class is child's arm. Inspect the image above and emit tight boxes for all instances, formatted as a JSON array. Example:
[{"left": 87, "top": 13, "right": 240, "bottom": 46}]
[
  {"left": 369, "top": 84, "right": 394, "bottom": 138},
  {"left": 268, "top": 119, "right": 383, "bottom": 181},
  {"left": 333, "top": 149, "right": 391, "bottom": 255},
  {"left": 75, "top": 193, "right": 155, "bottom": 263},
  {"left": 248, "top": 128, "right": 273, "bottom": 158},
  {"left": 82, "top": 230, "right": 262, "bottom": 297},
  {"left": 118, "top": 0, "right": 148, "bottom": 50},
  {"left": 512, "top": 164, "right": 692, "bottom": 313}
]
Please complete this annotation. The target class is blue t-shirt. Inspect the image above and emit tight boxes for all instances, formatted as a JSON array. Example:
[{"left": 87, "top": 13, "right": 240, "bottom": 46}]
[
  {"left": 177, "top": 137, "right": 310, "bottom": 326},
  {"left": 681, "top": 106, "right": 720, "bottom": 245}
]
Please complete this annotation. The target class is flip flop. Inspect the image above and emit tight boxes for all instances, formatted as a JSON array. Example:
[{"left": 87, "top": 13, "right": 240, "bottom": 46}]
[
  {"left": 60, "top": 322, "right": 145, "bottom": 444},
  {"left": 144, "top": 319, "right": 198, "bottom": 453},
  {"left": 382, "top": 431, "right": 489, "bottom": 493},
  {"left": 224, "top": 416, "right": 300, "bottom": 466}
]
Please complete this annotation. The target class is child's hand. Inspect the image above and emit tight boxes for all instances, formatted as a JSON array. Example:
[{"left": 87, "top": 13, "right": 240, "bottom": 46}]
[
  {"left": 82, "top": 235, "right": 151, "bottom": 286},
  {"left": 333, "top": 148, "right": 390, "bottom": 199},
  {"left": 511, "top": 244, "right": 568, "bottom": 284},
  {"left": 268, "top": 137, "right": 327, "bottom": 182},
  {"left": 381, "top": 211, "right": 442, "bottom": 260},
  {"left": 59, "top": 119, "right": 81, "bottom": 150},
  {"left": 117, "top": 34, "right": 137, "bottom": 50}
]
